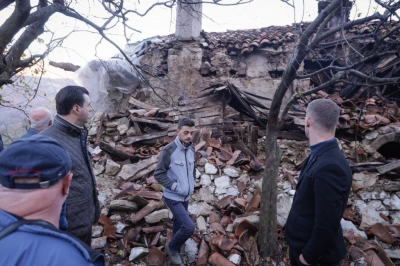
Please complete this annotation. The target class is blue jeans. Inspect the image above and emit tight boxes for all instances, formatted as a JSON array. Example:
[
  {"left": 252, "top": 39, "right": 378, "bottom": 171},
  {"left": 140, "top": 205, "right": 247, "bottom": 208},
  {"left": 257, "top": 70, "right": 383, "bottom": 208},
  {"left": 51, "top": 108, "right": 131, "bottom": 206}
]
[{"left": 164, "top": 197, "right": 195, "bottom": 253}]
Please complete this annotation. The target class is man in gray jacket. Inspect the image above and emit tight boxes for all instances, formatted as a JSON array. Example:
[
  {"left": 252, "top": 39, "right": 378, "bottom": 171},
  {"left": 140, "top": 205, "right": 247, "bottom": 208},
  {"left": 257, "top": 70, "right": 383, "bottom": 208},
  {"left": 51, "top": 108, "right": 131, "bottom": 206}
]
[
  {"left": 40, "top": 85, "right": 100, "bottom": 246},
  {"left": 154, "top": 117, "right": 196, "bottom": 266}
]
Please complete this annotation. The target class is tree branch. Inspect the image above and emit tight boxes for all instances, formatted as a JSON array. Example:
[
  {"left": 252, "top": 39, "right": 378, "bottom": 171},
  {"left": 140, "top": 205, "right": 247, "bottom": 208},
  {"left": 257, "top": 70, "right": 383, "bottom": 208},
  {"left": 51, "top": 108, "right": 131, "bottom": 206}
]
[
  {"left": 296, "top": 51, "right": 397, "bottom": 79},
  {"left": 268, "top": 0, "right": 343, "bottom": 129},
  {"left": 5, "top": 1, "right": 49, "bottom": 77},
  {"left": 348, "top": 68, "right": 400, "bottom": 83},
  {"left": 0, "top": 0, "right": 31, "bottom": 55},
  {"left": 311, "top": 12, "right": 384, "bottom": 48},
  {"left": 278, "top": 71, "right": 346, "bottom": 128}
]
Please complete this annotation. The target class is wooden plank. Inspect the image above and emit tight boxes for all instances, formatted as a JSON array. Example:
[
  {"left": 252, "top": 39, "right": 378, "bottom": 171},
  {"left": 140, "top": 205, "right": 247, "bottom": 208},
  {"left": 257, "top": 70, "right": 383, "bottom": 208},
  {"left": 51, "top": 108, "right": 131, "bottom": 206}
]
[
  {"left": 99, "top": 141, "right": 146, "bottom": 162},
  {"left": 128, "top": 97, "right": 155, "bottom": 109},
  {"left": 249, "top": 126, "right": 259, "bottom": 156},
  {"left": 130, "top": 163, "right": 158, "bottom": 181},
  {"left": 131, "top": 117, "right": 171, "bottom": 129},
  {"left": 94, "top": 113, "right": 106, "bottom": 146},
  {"left": 173, "top": 110, "right": 221, "bottom": 121},
  {"left": 350, "top": 162, "right": 385, "bottom": 167},
  {"left": 177, "top": 95, "right": 219, "bottom": 106},
  {"left": 160, "top": 101, "right": 216, "bottom": 114},
  {"left": 169, "top": 106, "right": 220, "bottom": 117},
  {"left": 132, "top": 121, "right": 142, "bottom": 136},
  {"left": 377, "top": 160, "right": 400, "bottom": 174},
  {"left": 168, "top": 117, "right": 224, "bottom": 132},
  {"left": 130, "top": 200, "right": 161, "bottom": 224},
  {"left": 121, "top": 131, "right": 168, "bottom": 145},
  {"left": 142, "top": 116, "right": 175, "bottom": 123},
  {"left": 107, "top": 113, "right": 130, "bottom": 120},
  {"left": 118, "top": 155, "right": 159, "bottom": 181}
]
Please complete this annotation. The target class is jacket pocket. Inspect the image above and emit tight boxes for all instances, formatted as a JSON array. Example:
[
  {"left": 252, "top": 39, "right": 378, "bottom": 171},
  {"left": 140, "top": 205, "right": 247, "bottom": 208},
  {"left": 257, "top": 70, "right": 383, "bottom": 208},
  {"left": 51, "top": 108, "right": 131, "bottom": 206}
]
[
  {"left": 173, "top": 160, "right": 189, "bottom": 195},
  {"left": 174, "top": 160, "right": 185, "bottom": 179},
  {"left": 174, "top": 180, "right": 188, "bottom": 197}
]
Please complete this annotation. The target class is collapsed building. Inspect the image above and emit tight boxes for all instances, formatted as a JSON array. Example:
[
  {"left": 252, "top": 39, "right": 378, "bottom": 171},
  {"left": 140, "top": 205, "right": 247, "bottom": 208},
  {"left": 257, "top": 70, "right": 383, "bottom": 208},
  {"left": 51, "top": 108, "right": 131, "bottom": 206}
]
[{"left": 49, "top": 1, "right": 400, "bottom": 265}]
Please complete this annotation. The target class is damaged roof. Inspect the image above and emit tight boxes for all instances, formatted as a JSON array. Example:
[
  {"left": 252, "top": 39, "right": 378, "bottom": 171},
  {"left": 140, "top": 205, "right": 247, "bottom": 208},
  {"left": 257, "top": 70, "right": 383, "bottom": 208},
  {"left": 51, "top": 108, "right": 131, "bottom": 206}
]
[{"left": 144, "top": 19, "right": 400, "bottom": 56}]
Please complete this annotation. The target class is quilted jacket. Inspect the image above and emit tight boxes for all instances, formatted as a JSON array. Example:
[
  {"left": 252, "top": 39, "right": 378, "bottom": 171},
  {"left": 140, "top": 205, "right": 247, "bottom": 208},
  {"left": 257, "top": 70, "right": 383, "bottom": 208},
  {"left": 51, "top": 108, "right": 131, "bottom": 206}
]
[{"left": 40, "top": 115, "right": 100, "bottom": 238}]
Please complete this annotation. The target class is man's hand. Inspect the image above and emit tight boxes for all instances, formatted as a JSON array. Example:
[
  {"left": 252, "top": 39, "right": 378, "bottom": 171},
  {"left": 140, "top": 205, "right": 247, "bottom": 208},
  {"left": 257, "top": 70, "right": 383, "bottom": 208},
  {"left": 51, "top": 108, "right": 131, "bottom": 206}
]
[{"left": 299, "top": 254, "right": 310, "bottom": 265}]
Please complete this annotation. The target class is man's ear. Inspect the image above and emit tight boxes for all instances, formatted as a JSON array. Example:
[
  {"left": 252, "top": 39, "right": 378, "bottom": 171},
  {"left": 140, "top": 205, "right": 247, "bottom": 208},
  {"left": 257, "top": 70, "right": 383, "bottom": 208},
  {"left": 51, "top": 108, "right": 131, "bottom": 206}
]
[
  {"left": 175, "top": 129, "right": 179, "bottom": 135},
  {"left": 305, "top": 116, "right": 311, "bottom": 127},
  {"left": 61, "top": 172, "right": 73, "bottom": 196},
  {"left": 48, "top": 120, "right": 53, "bottom": 126},
  {"left": 72, "top": 104, "right": 80, "bottom": 115}
]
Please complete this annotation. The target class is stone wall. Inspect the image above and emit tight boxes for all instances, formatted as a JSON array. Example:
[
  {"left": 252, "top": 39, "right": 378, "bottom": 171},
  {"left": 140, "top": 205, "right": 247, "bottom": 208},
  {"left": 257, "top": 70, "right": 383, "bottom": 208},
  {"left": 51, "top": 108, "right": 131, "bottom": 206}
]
[{"left": 138, "top": 40, "right": 309, "bottom": 108}]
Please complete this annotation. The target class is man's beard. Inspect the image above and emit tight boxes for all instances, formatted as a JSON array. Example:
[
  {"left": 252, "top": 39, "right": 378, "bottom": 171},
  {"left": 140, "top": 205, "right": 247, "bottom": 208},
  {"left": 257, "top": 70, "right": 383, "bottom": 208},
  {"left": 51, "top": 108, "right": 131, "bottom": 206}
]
[{"left": 181, "top": 140, "right": 192, "bottom": 147}]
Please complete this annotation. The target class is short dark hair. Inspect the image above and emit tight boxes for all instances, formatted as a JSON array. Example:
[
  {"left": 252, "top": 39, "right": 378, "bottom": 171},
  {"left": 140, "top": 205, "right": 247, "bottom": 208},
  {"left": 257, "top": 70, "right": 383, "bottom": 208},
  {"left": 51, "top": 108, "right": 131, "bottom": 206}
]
[
  {"left": 56, "top": 86, "right": 89, "bottom": 115},
  {"left": 178, "top": 117, "right": 195, "bottom": 129}
]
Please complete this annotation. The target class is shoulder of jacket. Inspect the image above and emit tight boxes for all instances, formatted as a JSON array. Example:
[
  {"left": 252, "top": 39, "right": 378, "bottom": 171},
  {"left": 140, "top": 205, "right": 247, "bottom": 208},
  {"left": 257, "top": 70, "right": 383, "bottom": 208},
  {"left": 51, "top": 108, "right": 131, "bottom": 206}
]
[{"left": 163, "top": 142, "right": 177, "bottom": 152}]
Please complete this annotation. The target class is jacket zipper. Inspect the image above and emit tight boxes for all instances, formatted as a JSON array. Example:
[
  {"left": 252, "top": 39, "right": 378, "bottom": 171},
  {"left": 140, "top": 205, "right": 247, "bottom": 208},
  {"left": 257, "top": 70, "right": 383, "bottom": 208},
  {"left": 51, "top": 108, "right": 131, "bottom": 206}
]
[{"left": 185, "top": 148, "right": 190, "bottom": 199}]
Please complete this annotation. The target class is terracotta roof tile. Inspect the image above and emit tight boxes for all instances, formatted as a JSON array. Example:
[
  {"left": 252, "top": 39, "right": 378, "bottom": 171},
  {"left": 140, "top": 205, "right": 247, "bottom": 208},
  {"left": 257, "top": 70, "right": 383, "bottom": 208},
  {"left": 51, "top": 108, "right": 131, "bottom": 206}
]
[{"left": 144, "top": 20, "right": 400, "bottom": 56}]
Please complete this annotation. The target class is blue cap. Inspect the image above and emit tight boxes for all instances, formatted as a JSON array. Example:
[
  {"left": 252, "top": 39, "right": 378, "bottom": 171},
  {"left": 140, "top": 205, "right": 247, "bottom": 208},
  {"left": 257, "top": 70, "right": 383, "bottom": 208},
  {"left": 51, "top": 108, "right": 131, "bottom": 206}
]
[{"left": 0, "top": 135, "right": 71, "bottom": 189}]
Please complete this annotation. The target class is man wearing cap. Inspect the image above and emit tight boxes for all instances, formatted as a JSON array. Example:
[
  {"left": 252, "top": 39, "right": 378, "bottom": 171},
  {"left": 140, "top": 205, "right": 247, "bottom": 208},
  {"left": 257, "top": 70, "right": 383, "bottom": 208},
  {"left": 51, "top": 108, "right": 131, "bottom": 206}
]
[
  {"left": 18, "top": 106, "right": 69, "bottom": 231},
  {"left": 0, "top": 135, "right": 104, "bottom": 266},
  {"left": 40, "top": 85, "right": 100, "bottom": 245}
]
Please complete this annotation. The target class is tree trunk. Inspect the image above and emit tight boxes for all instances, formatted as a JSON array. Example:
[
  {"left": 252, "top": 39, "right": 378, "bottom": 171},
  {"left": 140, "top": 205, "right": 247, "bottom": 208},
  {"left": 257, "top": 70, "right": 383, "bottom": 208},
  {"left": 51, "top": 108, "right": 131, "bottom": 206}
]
[
  {"left": 258, "top": 0, "right": 344, "bottom": 258},
  {"left": 258, "top": 124, "right": 280, "bottom": 257}
]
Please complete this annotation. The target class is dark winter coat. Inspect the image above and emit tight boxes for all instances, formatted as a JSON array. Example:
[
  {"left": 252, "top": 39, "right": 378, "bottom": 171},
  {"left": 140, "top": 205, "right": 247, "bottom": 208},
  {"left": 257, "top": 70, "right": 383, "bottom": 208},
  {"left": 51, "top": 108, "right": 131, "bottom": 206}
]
[
  {"left": 285, "top": 140, "right": 352, "bottom": 265},
  {"left": 40, "top": 115, "right": 100, "bottom": 238}
]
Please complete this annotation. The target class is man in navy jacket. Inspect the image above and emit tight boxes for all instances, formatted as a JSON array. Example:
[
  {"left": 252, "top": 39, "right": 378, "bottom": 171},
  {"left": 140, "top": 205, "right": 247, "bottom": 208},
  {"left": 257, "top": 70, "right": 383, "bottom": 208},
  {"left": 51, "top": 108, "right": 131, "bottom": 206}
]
[
  {"left": 20, "top": 107, "right": 53, "bottom": 139},
  {"left": 285, "top": 99, "right": 352, "bottom": 266},
  {"left": 0, "top": 135, "right": 103, "bottom": 266}
]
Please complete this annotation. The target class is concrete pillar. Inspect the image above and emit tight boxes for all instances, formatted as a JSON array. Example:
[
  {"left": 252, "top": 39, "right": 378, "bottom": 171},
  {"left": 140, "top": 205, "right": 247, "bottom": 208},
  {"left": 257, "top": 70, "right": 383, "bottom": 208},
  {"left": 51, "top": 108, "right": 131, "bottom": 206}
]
[{"left": 175, "top": 0, "right": 202, "bottom": 40}]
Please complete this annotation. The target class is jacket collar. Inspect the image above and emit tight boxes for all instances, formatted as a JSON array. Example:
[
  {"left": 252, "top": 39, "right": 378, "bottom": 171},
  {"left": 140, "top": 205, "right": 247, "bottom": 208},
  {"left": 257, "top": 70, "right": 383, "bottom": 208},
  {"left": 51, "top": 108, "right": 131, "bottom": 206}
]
[
  {"left": 27, "top": 127, "right": 40, "bottom": 135},
  {"left": 297, "top": 139, "right": 339, "bottom": 187},
  {"left": 174, "top": 136, "right": 188, "bottom": 150},
  {"left": 53, "top": 115, "right": 87, "bottom": 137}
]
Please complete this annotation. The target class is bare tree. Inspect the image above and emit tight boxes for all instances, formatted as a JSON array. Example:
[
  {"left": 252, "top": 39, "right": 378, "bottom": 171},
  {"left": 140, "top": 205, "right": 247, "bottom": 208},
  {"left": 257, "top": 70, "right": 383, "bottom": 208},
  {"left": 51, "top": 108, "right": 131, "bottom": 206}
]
[
  {"left": 0, "top": 0, "right": 252, "bottom": 89},
  {"left": 258, "top": 0, "right": 400, "bottom": 258}
]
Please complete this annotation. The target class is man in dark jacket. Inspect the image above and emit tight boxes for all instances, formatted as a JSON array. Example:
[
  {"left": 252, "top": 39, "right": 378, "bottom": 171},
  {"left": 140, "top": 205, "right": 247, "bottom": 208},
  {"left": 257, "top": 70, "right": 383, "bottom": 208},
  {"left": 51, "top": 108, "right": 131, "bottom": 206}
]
[
  {"left": 285, "top": 99, "right": 352, "bottom": 266},
  {"left": 0, "top": 135, "right": 104, "bottom": 266},
  {"left": 154, "top": 117, "right": 196, "bottom": 266},
  {"left": 40, "top": 85, "right": 100, "bottom": 246},
  {"left": 21, "top": 107, "right": 53, "bottom": 139}
]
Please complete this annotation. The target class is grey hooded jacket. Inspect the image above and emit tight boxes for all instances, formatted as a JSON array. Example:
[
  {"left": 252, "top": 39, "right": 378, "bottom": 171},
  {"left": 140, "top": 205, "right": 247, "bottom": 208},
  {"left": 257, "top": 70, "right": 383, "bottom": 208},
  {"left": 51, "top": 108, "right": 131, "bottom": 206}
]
[
  {"left": 40, "top": 115, "right": 100, "bottom": 238},
  {"left": 154, "top": 136, "right": 196, "bottom": 202}
]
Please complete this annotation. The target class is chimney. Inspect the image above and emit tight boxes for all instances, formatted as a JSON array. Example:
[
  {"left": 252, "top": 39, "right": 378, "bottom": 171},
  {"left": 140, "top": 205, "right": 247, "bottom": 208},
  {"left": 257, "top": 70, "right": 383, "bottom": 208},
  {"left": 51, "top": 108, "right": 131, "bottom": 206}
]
[
  {"left": 318, "top": 0, "right": 353, "bottom": 28},
  {"left": 175, "top": 0, "right": 202, "bottom": 40}
]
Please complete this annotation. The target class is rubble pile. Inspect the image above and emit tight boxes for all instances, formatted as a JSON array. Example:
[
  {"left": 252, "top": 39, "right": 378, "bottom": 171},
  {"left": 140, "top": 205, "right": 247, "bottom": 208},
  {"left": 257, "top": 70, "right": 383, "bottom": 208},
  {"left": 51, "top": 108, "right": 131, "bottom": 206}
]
[
  {"left": 88, "top": 132, "right": 400, "bottom": 265},
  {"left": 84, "top": 86, "right": 400, "bottom": 265}
]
